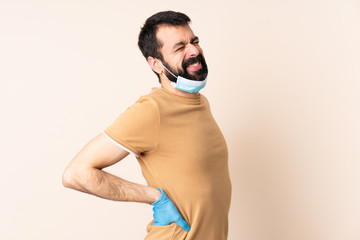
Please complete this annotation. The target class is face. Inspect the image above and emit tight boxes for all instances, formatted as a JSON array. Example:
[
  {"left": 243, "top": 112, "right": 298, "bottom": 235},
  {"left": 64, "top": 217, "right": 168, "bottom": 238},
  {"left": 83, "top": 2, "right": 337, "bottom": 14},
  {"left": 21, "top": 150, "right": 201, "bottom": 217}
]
[{"left": 156, "top": 24, "right": 208, "bottom": 81}]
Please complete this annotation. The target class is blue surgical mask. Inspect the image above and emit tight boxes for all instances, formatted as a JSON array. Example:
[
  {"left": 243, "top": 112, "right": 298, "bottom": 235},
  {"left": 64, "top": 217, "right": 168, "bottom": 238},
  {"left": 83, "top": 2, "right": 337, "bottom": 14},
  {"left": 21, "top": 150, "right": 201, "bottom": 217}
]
[{"left": 156, "top": 59, "right": 207, "bottom": 93}]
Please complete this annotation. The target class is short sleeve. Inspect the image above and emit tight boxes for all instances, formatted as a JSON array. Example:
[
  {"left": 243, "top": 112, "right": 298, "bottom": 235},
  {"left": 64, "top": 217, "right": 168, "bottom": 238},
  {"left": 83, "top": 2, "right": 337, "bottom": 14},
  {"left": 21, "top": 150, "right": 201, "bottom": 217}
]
[{"left": 104, "top": 97, "right": 159, "bottom": 156}]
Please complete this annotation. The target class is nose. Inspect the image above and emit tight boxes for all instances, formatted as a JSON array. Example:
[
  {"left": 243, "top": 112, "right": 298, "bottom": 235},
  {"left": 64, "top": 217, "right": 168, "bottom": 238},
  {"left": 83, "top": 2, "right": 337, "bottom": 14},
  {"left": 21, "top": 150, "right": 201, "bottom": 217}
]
[{"left": 187, "top": 43, "right": 200, "bottom": 58}]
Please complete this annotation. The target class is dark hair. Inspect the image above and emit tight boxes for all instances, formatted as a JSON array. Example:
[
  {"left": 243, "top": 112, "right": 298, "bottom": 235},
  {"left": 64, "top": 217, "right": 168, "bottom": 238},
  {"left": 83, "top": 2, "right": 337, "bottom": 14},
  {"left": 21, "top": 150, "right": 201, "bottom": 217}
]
[{"left": 138, "top": 11, "right": 191, "bottom": 81}]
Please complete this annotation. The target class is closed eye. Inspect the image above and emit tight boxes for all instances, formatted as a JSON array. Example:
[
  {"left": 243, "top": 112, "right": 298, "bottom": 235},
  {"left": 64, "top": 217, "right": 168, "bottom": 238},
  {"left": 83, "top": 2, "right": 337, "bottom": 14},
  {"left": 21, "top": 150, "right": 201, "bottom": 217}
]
[
  {"left": 175, "top": 46, "right": 185, "bottom": 52},
  {"left": 191, "top": 36, "right": 200, "bottom": 45}
]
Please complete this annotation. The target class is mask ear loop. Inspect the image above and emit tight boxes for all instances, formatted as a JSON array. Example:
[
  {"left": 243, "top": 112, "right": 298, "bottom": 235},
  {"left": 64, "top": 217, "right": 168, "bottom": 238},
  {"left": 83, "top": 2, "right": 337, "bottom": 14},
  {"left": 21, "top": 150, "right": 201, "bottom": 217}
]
[
  {"left": 155, "top": 59, "right": 178, "bottom": 78},
  {"left": 161, "top": 73, "right": 171, "bottom": 81}
]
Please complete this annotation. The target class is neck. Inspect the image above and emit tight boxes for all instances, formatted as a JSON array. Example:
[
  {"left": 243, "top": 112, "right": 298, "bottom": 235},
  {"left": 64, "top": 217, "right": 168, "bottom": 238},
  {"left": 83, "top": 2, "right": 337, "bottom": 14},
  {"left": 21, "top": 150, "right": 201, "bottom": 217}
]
[{"left": 160, "top": 77, "right": 200, "bottom": 98}]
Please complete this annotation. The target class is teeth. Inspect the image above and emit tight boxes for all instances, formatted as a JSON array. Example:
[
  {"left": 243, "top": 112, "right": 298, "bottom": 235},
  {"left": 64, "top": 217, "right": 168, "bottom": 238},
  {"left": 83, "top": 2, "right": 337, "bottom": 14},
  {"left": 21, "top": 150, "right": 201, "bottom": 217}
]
[{"left": 189, "top": 62, "right": 199, "bottom": 67}]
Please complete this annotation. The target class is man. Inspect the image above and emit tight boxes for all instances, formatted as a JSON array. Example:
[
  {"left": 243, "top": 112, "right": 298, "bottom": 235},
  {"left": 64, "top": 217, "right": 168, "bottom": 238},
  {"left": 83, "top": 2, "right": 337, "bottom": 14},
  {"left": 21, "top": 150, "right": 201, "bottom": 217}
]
[{"left": 63, "top": 11, "right": 232, "bottom": 240}]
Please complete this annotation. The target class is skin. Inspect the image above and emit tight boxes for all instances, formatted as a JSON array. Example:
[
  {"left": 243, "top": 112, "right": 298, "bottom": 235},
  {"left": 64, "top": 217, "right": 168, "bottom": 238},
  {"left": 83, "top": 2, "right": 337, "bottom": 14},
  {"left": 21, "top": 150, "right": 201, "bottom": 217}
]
[
  {"left": 62, "top": 23, "right": 204, "bottom": 204},
  {"left": 148, "top": 24, "right": 205, "bottom": 98},
  {"left": 62, "top": 134, "right": 161, "bottom": 203}
]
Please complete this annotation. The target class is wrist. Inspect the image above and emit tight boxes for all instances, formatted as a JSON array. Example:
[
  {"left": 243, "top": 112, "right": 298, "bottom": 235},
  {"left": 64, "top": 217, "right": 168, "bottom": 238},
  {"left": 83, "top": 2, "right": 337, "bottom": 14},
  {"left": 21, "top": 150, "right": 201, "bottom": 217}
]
[{"left": 150, "top": 188, "right": 162, "bottom": 204}]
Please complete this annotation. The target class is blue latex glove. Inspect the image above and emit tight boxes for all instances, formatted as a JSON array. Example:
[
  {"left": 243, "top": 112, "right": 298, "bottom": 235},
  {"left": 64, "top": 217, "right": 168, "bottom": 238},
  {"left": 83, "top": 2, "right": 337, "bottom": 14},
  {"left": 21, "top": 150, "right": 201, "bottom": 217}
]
[{"left": 151, "top": 188, "right": 190, "bottom": 232}]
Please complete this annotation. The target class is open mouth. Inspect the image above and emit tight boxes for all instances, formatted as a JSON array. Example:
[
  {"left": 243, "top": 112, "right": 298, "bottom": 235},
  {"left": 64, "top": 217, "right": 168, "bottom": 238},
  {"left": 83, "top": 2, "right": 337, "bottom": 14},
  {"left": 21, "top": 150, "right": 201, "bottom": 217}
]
[{"left": 186, "top": 61, "right": 202, "bottom": 71}]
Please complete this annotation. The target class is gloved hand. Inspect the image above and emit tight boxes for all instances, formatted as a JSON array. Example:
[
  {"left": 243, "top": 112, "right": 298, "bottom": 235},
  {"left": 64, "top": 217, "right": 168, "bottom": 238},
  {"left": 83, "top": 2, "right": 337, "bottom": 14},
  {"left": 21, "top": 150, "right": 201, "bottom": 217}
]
[{"left": 151, "top": 188, "right": 190, "bottom": 232}]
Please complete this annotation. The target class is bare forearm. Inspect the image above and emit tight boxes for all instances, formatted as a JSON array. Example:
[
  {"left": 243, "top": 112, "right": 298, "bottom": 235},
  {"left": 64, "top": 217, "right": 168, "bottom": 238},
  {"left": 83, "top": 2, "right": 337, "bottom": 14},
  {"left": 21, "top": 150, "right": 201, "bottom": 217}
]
[{"left": 63, "top": 167, "right": 160, "bottom": 204}]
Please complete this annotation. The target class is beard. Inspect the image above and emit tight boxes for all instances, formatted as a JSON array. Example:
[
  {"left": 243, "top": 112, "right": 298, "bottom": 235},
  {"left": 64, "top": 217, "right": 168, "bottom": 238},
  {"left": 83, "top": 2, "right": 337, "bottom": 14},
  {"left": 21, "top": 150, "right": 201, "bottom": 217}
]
[{"left": 162, "top": 53, "right": 208, "bottom": 82}]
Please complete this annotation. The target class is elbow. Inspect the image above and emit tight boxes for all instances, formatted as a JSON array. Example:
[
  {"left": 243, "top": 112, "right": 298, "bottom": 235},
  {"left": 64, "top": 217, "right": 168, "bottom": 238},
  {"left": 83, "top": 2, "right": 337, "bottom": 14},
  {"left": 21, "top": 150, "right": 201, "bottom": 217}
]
[
  {"left": 62, "top": 164, "right": 92, "bottom": 191},
  {"left": 62, "top": 167, "right": 77, "bottom": 189}
]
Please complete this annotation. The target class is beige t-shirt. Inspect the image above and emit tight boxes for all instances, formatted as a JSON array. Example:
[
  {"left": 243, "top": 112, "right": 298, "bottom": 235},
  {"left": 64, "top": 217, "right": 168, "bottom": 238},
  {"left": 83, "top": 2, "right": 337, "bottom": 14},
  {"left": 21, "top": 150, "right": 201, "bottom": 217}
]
[{"left": 104, "top": 88, "right": 232, "bottom": 240}]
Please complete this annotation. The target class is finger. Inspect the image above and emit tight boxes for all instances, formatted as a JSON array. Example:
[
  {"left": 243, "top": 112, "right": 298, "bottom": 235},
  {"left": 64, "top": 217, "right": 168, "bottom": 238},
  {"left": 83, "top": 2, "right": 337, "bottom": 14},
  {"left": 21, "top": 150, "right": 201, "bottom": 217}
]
[{"left": 176, "top": 218, "right": 190, "bottom": 232}]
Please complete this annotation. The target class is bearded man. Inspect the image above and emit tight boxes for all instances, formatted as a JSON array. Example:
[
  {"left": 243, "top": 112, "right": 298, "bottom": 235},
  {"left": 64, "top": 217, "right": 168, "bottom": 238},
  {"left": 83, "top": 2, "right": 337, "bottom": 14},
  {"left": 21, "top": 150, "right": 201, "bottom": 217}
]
[{"left": 63, "top": 10, "right": 232, "bottom": 240}]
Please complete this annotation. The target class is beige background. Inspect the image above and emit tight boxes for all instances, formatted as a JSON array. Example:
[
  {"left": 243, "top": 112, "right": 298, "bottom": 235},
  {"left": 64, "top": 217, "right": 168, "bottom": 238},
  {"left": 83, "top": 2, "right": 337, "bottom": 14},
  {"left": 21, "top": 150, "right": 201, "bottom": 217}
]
[{"left": 1, "top": 0, "right": 359, "bottom": 239}]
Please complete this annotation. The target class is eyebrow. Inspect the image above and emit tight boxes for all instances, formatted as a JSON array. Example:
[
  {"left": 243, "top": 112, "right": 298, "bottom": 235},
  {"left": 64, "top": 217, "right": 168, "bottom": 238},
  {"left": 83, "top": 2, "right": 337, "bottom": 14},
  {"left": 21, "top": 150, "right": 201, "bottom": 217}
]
[{"left": 173, "top": 36, "right": 199, "bottom": 50}]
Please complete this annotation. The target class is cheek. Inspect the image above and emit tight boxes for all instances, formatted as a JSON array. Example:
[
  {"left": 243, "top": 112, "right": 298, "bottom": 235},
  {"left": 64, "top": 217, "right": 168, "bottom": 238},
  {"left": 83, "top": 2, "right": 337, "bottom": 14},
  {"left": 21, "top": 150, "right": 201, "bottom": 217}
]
[
  {"left": 174, "top": 54, "right": 186, "bottom": 69},
  {"left": 198, "top": 46, "right": 204, "bottom": 56}
]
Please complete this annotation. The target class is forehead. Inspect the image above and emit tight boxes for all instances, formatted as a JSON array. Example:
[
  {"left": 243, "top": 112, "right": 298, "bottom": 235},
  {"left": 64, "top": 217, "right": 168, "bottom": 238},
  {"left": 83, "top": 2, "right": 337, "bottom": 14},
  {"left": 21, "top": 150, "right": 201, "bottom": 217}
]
[{"left": 156, "top": 24, "right": 196, "bottom": 50}]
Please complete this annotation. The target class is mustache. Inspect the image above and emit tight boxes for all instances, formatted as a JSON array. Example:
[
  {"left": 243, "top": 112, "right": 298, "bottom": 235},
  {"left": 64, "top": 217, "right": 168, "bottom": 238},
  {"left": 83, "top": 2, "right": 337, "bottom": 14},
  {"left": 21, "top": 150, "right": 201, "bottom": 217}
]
[{"left": 182, "top": 54, "right": 204, "bottom": 69}]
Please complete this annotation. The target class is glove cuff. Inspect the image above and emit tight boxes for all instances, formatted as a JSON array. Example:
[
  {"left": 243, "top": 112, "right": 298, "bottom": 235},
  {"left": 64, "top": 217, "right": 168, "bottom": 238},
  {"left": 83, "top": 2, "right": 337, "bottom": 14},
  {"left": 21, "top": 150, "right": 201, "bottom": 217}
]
[{"left": 150, "top": 188, "right": 165, "bottom": 206}]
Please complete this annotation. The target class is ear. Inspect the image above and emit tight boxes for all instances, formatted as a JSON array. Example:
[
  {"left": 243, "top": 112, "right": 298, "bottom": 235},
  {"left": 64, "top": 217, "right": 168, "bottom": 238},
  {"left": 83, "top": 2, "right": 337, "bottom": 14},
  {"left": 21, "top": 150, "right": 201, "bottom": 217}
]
[{"left": 147, "top": 56, "right": 163, "bottom": 74}]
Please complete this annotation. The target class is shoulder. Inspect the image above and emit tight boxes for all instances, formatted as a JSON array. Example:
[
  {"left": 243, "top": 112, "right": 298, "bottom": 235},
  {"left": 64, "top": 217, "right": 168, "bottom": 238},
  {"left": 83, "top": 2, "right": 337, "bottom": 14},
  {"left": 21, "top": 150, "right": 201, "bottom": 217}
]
[
  {"left": 128, "top": 89, "right": 163, "bottom": 112},
  {"left": 137, "top": 88, "right": 164, "bottom": 105},
  {"left": 200, "top": 94, "right": 210, "bottom": 107}
]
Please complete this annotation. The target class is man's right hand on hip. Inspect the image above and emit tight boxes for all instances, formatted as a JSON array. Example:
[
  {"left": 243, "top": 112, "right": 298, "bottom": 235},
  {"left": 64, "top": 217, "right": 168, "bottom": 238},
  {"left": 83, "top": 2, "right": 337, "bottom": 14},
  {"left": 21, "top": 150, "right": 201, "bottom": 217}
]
[{"left": 151, "top": 188, "right": 190, "bottom": 232}]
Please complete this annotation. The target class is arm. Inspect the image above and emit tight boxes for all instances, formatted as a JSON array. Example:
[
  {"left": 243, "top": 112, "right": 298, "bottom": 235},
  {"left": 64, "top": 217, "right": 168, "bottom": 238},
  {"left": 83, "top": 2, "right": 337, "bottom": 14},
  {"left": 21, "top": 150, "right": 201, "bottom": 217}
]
[{"left": 62, "top": 133, "right": 161, "bottom": 204}]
